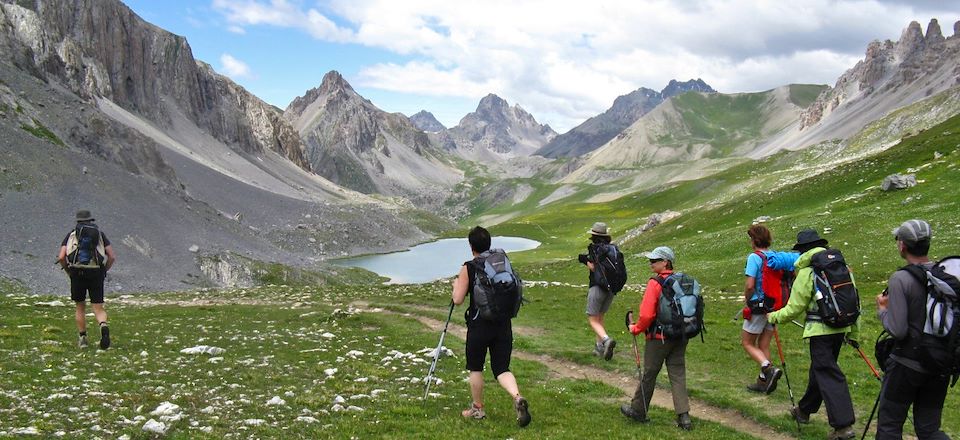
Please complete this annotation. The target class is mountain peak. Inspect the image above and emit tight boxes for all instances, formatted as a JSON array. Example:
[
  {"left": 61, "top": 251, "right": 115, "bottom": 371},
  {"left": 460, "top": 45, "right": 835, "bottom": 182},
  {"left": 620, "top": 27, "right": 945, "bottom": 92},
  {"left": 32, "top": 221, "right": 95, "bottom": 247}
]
[
  {"left": 409, "top": 110, "right": 446, "bottom": 131},
  {"left": 661, "top": 78, "right": 715, "bottom": 98},
  {"left": 320, "top": 70, "right": 354, "bottom": 94},
  {"left": 477, "top": 93, "right": 509, "bottom": 112},
  {"left": 926, "top": 19, "right": 945, "bottom": 45}
]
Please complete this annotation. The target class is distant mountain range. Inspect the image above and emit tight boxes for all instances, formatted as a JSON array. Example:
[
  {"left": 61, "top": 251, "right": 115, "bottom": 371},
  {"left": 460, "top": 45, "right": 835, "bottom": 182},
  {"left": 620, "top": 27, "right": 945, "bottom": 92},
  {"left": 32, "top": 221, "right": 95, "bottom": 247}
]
[
  {"left": 408, "top": 110, "right": 446, "bottom": 132},
  {"left": 435, "top": 93, "right": 557, "bottom": 161},
  {"left": 535, "top": 79, "right": 715, "bottom": 158}
]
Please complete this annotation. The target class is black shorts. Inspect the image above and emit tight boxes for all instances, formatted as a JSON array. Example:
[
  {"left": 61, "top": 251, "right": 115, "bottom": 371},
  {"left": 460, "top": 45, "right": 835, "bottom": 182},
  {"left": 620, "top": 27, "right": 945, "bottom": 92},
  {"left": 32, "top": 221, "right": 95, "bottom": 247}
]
[
  {"left": 465, "top": 319, "right": 513, "bottom": 377},
  {"left": 69, "top": 270, "right": 105, "bottom": 304}
]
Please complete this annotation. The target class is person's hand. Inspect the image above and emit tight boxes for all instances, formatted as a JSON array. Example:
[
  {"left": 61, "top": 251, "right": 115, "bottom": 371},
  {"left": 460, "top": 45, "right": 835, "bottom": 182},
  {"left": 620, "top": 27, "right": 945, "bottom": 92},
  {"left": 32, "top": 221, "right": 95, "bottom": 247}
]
[
  {"left": 876, "top": 294, "right": 888, "bottom": 312},
  {"left": 586, "top": 261, "right": 595, "bottom": 272},
  {"left": 629, "top": 323, "right": 642, "bottom": 336}
]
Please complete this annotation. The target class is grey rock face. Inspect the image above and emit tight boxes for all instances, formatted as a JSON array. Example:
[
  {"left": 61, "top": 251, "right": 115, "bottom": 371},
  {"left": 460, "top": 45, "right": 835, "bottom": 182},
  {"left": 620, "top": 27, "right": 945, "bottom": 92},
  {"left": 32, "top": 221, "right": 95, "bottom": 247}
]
[
  {"left": 801, "top": 18, "right": 960, "bottom": 129},
  {"left": 441, "top": 93, "right": 556, "bottom": 156},
  {"left": 536, "top": 79, "right": 715, "bottom": 158},
  {"left": 409, "top": 110, "right": 446, "bottom": 132},
  {"left": 881, "top": 173, "right": 917, "bottom": 191},
  {"left": 0, "top": 0, "right": 308, "bottom": 171}
]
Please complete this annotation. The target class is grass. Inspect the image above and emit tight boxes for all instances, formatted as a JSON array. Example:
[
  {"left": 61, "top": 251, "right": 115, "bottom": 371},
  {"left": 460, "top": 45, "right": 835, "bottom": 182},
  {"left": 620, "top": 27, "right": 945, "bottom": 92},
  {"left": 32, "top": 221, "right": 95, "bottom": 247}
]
[
  {"left": 788, "top": 84, "right": 829, "bottom": 108},
  {"left": 20, "top": 118, "right": 65, "bottom": 147}
]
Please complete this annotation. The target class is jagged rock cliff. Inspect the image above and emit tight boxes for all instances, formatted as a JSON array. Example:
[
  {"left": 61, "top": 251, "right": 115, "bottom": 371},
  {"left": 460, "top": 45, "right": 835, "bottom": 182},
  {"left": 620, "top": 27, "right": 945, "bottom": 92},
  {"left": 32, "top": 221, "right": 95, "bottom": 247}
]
[
  {"left": 0, "top": 0, "right": 308, "bottom": 171},
  {"left": 535, "top": 79, "right": 715, "bottom": 158},
  {"left": 285, "top": 71, "right": 461, "bottom": 203}
]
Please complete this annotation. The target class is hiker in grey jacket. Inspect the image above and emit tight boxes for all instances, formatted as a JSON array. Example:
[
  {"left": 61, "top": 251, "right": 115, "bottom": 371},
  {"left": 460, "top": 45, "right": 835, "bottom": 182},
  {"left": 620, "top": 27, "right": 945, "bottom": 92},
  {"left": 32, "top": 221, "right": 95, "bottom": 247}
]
[{"left": 875, "top": 220, "right": 950, "bottom": 440}]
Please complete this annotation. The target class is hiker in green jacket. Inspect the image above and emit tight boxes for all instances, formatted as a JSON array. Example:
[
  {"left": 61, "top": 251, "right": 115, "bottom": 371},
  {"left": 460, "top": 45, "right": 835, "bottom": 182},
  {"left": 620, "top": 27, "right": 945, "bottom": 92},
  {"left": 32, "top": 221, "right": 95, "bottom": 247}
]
[{"left": 767, "top": 229, "right": 859, "bottom": 440}]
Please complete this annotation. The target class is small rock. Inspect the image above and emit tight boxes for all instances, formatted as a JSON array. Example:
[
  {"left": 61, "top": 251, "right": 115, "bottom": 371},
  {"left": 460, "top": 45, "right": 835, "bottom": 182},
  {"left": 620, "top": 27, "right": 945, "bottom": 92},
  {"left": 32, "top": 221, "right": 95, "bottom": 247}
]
[
  {"left": 753, "top": 215, "right": 772, "bottom": 224},
  {"left": 266, "top": 396, "right": 286, "bottom": 406},
  {"left": 141, "top": 419, "right": 167, "bottom": 434},
  {"left": 189, "top": 245, "right": 200, "bottom": 253}
]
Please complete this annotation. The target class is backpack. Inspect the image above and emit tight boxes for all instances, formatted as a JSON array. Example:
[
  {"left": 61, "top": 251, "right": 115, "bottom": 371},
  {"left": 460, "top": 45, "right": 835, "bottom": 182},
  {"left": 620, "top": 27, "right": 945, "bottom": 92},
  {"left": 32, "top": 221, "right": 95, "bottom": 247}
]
[
  {"left": 747, "top": 251, "right": 793, "bottom": 314},
  {"left": 470, "top": 249, "right": 523, "bottom": 321},
  {"left": 65, "top": 223, "right": 105, "bottom": 270},
  {"left": 899, "top": 257, "right": 960, "bottom": 384},
  {"left": 653, "top": 272, "right": 705, "bottom": 341},
  {"left": 807, "top": 248, "right": 860, "bottom": 328},
  {"left": 592, "top": 243, "right": 627, "bottom": 294}
]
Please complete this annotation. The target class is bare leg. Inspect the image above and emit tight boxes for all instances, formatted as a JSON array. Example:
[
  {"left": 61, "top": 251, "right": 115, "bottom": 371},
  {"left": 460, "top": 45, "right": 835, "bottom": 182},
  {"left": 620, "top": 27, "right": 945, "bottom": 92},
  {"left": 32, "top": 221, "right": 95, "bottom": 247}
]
[
  {"left": 75, "top": 302, "right": 87, "bottom": 333},
  {"left": 588, "top": 314, "right": 608, "bottom": 343},
  {"left": 496, "top": 371, "right": 521, "bottom": 398},
  {"left": 758, "top": 328, "right": 774, "bottom": 362},
  {"left": 741, "top": 330, "right": 768, "bottom": 365},
  {"left": 468, "top": 371, "right": 484, "bottom": 405},
  {"left": 91, "top": 303, "right": 108, "bottom": 325}
]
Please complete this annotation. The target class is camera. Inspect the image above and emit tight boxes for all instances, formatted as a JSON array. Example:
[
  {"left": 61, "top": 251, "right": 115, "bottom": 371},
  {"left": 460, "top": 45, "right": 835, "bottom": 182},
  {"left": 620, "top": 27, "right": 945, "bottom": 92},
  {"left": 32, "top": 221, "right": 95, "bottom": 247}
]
[{"left": 578, "top": 254, "right": 590, "bottom": 265}]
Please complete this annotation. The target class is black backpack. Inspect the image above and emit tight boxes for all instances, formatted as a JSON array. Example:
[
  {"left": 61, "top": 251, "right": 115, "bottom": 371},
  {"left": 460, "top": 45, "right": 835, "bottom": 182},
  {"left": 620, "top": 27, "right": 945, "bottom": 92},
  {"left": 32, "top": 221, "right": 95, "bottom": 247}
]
[
  {"left": 653, "top": 273, "right": 705, "bottom": 341},
  {"left": 470, "top": 249, "right": 523, "bottom": 321},
  {"left": 807, "top": 249, "right": 860, "bottom": 328},
  {"left": 899, "top": 257, "right": 960, "bottom": 385},
  {"left": 592, "top": 243, "right": 627, "bottom": 294},
  {"left": 66, "top": 223, "right": 104, "bottom": 270}
]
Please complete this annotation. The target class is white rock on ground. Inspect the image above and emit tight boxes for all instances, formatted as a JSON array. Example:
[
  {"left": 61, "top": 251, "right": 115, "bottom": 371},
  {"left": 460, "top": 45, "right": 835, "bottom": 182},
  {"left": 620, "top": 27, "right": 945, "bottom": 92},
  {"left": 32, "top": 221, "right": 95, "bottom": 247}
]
[
  {"left": 333, "top": 395, "right": 346, "bottom": 404},
  {"left": 324, "top": 368, "right": 337, "bottom": 376},
  {"left": 266, "top": 396, "right": 286, "bottom": 406},
  {"left": 141, "top": 419, "right": 167, "bottom": 434},
  {"left": 296, "top": 416, "right": 318, "bottom": 424},
  {"left": 149, "top": 402, "right": 181, "bottom": 416},
  {"left": 243, "top": 419, "right": 266, "bottom": 426},
  {"left": 11, "top": 427, "right": 39, "bottom": 435},
  {"left": 180, "top": 345, "right": 225, "bottom": 355}
]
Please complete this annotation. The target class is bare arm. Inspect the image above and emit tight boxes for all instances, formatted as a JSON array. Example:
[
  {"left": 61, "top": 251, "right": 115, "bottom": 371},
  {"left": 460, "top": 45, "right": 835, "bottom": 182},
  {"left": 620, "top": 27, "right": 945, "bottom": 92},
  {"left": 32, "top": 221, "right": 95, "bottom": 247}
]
[
  {"left": 451, "top": 265, "right": 469, "bottom": 305},
  {"left": 57, "top": 245, "right": 68, "bottom": 270},
  {"left": 104, "top": 245, "right": 116, "bottom": 271},
  {"left": 743, "top": 276, "right": 756, "bottom": 302}
]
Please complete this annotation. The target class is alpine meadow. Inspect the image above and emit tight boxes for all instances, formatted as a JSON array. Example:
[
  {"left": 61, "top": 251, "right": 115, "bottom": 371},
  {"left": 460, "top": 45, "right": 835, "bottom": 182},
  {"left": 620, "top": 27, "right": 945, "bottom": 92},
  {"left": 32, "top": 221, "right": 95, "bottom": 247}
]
[{"left": 1, "top": 1, "right": 960, "bottom": 439}]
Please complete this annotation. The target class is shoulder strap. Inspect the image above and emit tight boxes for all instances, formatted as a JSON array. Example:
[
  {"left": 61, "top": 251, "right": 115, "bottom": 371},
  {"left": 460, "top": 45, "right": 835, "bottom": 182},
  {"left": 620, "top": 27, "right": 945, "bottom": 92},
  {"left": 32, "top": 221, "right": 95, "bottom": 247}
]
[{"left": 897, "top": 264, "right": 927, "bottom": 287}]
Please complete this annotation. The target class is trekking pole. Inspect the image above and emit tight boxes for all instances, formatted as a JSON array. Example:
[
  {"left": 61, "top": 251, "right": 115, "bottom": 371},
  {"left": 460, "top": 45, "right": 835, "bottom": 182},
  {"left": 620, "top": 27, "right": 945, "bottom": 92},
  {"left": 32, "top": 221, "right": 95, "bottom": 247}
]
[
  {"left": 773, "top": 325, "right": 801, "bottom": 434},
  {"left": 861, "top": 391, "right": 882, "bottom": 440},
  {"left": 625, "top": 311, "right": 648, "bottom": 416},
  {"left": 846, "top": 339, "right": 882, "bottom": 381},
  {"left": 423, "top": 300, "right": 456, "bottom": 400}
]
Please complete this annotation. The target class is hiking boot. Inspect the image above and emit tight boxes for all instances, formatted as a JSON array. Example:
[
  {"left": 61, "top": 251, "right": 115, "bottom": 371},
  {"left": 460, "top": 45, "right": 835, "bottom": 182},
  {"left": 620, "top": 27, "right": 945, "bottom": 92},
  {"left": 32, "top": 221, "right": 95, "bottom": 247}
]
[
  {"left": 676, "top": 412, "right": 693, "bottom": 431},
  {"left": 593, "top": 343, "right": 604, "bottom": 357},
  {"left": 620, "top": 404, "right": 649, "bottom": 423},
  {"left": 762, "top": 365, "right": 782, "bottom": 395},
  {"left": 789, "top": 406, "right": 810, "bottom": 424},
  {"left": 514, "top": 396, "right": 531, "bottom": 427},
  {"left": 602, "top": 337, "right": 616, "bottom": 361},
  {"left": 828, "top": 425, "right": 856, "bottom": 440},
  {"left": 78, "top": 334, "right": 88, "bottom": 349},
  {"left": 99, "top": 325, "right": 110, "bottom": 350},
  {"left": 746, "top": 375, "right": 767, "bottom": 393},
  {"left": 461, "top": 402, "right": 485, "bottom": 420}
]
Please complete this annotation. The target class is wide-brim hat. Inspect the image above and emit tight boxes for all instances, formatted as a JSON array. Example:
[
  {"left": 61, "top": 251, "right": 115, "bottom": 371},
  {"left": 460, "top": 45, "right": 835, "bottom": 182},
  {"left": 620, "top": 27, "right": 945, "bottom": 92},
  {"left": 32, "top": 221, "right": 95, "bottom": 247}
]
[
  {"left": 792, "top": 228, "right": 827, "bottom": 250},
  {"left": 75, "top": 210, "right": 95, "bottom": 222},
  {"left": 588, "top": 222, "right": 610, "bottom": 237}
]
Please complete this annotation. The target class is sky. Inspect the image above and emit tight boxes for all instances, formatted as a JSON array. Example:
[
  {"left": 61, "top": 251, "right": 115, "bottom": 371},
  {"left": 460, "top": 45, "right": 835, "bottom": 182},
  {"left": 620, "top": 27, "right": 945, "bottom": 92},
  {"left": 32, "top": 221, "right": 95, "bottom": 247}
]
[{"left": 123, "top": 0, "right": 959, "bottom": 133}]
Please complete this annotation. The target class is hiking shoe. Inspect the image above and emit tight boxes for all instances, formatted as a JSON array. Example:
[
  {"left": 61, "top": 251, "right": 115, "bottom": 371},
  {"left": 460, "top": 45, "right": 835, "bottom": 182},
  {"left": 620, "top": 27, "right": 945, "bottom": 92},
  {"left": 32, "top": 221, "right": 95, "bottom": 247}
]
[
  {"left": 78, "top": 335, "right": 88, "bottom": 349},
  {"left": 789, "top": 406, "right": 810, "bottom": 424},
  {"left": 677, "top": 412, "right": 693, "bottom": 431},
  {"left": 514, "top": 397, "right": 531, "bottom": 427},
  {"left": 593, "top": 343, "right": 604, "bottom": 357},
  {"left": 620, "top": 404, "right": 649, "bottom": 423},
  {"left": 746, "top": 376, "right": 767, "bottom": 393},
  {"left": 461, "top": 403, "right": 485, "bottom": 420},
  {"left": 762, "top": 366, "right": 782, "bottom": 395},
  {"left": 828, "top": 425, "right": 856, "bottom": 440},
  {"left": 602, "top": 337, "right": 616, "bottom": 361},
  {"left": 99, "top": 325, "right": 110, "bottom": 350}
]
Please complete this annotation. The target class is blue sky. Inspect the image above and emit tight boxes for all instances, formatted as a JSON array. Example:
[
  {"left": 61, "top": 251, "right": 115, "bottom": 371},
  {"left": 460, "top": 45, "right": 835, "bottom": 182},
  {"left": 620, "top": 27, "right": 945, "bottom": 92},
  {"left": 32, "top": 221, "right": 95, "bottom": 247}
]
[{"left": 124, "top": 0, "right": 959, "bottom": 132}]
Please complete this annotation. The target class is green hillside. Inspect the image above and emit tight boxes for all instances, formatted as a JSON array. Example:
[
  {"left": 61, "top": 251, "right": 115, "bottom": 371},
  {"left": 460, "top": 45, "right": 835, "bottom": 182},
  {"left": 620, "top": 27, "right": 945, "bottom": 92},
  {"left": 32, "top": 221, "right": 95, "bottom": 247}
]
[{"left": 667, "top": 91, "right": 779, "bottom": 157}]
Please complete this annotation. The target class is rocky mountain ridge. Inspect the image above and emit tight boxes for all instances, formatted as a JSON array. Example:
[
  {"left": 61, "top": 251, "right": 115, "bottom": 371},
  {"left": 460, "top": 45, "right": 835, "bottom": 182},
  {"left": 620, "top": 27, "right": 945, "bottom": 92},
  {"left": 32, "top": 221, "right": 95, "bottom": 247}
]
[
  {"left": 535, "top": 79, "right": 716, "bottom": 158},
  {"left": 437, "top": 93, "right": 557, "bottom": 159},
  {"left": 408, "top": 110, "right": 446, "bottom": 132}
]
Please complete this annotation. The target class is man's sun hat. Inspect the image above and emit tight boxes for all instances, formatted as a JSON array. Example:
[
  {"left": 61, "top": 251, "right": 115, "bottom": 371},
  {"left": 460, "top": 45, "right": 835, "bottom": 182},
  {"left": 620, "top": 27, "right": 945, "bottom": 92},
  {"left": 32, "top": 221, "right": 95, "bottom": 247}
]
[
  {"left": 892, "top": 219, "right": 931, "bottom": 244},
  {"left": 644, "top": 246, "right": 675, "bottom": 262},
  {"left": 75, "top": 210, "right": 95, "bottom": 222},
  {"left": 792, "top": 228, "right": 828, "bottom": 251},
  {"left": 588, "top": 222, "right": 611, "bottom": 237}
]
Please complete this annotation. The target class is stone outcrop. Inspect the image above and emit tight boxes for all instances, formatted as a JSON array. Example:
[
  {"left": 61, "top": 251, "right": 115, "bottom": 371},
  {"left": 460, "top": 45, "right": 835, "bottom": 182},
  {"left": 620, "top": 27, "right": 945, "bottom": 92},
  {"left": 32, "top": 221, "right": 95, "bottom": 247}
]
[
  {"left": 800, "top": 19, "right": 960, "bottom": 129},
  {"left": 0, "top": 0, "right": 308, "bottom": 171},
  {"left": 881, "top": 173, "right": 917, "bottom": 191},
  {"left": 409, "top": 110, "right": 446, "bottom": 132},
  {"left": 536, "top": 79, "right": 715, "bottom": 158}
]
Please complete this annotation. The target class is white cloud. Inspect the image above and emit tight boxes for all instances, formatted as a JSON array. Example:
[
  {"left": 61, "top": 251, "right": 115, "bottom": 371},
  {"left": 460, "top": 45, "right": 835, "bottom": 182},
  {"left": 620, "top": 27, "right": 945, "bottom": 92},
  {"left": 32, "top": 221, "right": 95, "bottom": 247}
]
[
  {"left": 220, "top": 53, "right": 252, "bottom": 79},
  {"left": 227, "top": 25, "right": 246, "bottom": 34},
  {"left": 211, "top": 0, "right": 958, "bottom": 131}
]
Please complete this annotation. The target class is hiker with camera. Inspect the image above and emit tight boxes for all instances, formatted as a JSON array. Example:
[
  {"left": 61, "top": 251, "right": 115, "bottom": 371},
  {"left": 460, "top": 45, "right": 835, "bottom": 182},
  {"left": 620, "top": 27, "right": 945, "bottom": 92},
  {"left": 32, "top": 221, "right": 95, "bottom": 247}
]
[
  {"left": 875, "top": 220, "right": 957, "bottom": 440},
  {"left": 451, "top": 226, "right": 531, "bottom": 427},
  {"left": 767, "top": 229, "right": 859, "bottom": 440},
  {"left": 741, "top": 224, "right": 786, "bottom": 394},
  {"left": 622, "top": 246, "right": 701, "bottom": 431},
  {"left": 57, "top": 210, "right": 115, "bottom": 350},
  {"left": 578, "top": 222, "right": 627, "bottom": 361}
]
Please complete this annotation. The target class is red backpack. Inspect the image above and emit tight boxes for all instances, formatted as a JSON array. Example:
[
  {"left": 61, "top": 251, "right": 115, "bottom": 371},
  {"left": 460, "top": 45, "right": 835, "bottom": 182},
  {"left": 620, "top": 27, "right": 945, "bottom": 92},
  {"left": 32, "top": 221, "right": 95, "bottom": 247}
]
[{"left": 747, "top": 251, "right": 793, "bottom": 313}]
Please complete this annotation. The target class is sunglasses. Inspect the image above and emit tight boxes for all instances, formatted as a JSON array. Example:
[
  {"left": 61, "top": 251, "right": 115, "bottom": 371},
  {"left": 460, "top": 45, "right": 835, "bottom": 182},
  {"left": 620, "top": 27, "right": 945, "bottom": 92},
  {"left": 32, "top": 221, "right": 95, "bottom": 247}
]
[{"left": 648, "top": 259, "right": 664, "bottom": 264}]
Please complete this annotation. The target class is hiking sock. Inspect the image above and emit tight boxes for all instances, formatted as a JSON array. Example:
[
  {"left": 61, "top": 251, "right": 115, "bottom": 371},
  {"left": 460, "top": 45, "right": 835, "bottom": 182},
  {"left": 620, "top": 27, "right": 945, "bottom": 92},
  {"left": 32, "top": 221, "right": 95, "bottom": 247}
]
[{"left": 79, "top": 332, "right": 87, "bottom": 337}]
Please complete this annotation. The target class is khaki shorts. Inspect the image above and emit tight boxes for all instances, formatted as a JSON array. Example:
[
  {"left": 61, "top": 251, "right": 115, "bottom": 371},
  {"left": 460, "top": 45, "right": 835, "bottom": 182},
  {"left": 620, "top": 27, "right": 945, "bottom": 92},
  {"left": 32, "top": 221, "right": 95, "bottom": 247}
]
[
  {"left": 586, "top": 285, "right": 614, "bottom": 316},
  {"left": 742, "top": 313, "right": 774, "bottom": 334}
]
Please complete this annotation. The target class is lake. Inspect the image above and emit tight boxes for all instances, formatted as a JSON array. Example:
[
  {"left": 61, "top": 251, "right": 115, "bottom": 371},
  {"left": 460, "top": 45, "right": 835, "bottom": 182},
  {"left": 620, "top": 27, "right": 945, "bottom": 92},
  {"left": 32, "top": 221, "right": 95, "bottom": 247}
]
[{"left": 335, "top": 236, "right": 540, "bottom": 284}]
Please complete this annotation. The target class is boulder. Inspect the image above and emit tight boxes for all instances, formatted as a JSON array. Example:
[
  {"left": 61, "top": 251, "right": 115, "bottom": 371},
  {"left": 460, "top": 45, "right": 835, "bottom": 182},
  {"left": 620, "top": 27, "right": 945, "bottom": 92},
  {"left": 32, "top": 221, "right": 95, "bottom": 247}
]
[{"left": 881, "top": 173, "right": 917, "bottom": 191}]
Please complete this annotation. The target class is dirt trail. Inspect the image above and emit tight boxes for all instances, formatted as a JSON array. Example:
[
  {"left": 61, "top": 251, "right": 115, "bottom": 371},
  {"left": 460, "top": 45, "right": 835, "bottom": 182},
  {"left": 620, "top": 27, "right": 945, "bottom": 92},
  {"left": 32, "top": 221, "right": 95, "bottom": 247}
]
[{"left": 357, "top": 302, "right": 794, "bottom": 440}]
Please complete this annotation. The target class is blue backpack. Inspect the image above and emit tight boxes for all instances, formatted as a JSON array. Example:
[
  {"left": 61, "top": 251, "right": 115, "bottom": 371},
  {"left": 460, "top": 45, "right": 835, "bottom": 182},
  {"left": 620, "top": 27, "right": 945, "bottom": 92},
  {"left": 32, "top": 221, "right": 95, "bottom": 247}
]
[{"left": 653, "top": 273, "right": 705, "bottom": 341}]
